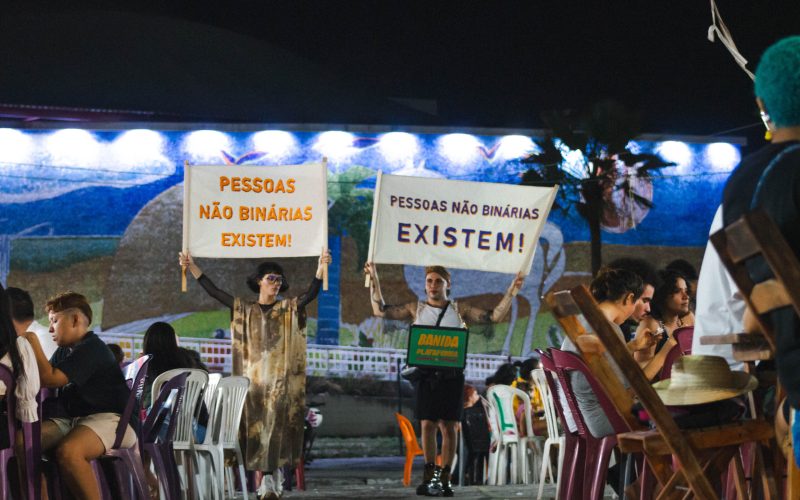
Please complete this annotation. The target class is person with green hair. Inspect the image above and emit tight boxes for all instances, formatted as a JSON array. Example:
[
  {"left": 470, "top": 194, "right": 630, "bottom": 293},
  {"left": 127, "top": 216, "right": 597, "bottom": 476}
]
[{"left": 714, "top": 35, "right": 800, "bottom": 465}]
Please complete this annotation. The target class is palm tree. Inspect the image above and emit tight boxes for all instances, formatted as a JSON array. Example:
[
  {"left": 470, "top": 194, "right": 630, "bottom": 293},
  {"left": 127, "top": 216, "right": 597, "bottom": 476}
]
[{"left": 522, "top": 100, "right": 673, "bottom": 275}]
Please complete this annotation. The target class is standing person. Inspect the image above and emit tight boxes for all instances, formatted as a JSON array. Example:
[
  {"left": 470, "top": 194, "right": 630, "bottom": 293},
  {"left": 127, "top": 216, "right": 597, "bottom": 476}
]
[
  {"left": 7, "top": 287, "right": 58, "bottom": 359},
  {"left": 180, "top": 249, "right": 331, "bottom": 500},
  {"left": 696, "top": 36, "right": 800, "bottom": 459},
  {"left": 23, "top": 292, "right": 134, "bottom": 500},
  {"left": 364, "top": 262, "right": 524, "bottom": 497}
]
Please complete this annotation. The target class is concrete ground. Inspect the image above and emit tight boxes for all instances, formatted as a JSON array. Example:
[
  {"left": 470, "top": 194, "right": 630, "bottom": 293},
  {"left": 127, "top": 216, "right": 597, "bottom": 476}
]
[{"left": 283, "top": 456, "right": 618, "bottom": 499}]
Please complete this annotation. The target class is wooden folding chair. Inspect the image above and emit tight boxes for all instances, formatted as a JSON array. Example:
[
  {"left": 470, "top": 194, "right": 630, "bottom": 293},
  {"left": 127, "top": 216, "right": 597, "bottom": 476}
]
[
  {"left": 545, "top": 290, "right": 676, "bottom": 497},
  {"left": 567, "top": 284, "right": 774, "bottom": 499},
  {"left": 709, "top": 208, "right": 800, "bottom": 497}
]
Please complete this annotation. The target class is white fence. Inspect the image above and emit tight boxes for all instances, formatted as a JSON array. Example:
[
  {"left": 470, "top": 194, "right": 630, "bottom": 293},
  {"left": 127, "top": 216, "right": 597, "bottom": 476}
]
[{"left": 98, "top": 333, "right": 521, "bottom": 383}]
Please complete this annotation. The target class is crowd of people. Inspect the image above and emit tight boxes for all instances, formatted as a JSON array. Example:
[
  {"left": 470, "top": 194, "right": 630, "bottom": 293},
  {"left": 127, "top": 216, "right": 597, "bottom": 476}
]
[{"left": 0, "top": 34, "right": 798, "bottom": 500}]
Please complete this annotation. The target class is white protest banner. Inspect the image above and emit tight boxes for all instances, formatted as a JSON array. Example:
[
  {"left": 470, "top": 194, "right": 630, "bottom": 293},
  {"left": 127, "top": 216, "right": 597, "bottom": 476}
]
[
  {"left": 182, "top": 162, "right": 328, "bottom": 259},
  {"left": 368, "top": 173, "right": 557, "bottom": 275}
]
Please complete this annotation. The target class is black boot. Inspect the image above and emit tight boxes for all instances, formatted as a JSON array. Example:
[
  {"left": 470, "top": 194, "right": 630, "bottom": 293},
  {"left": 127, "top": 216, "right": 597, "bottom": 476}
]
[
  {"left": 440, "top": 465, "right": 454, "bottom": 497},
  {"left": 416, "top": 463, "right": 442, "bottom": 496}
]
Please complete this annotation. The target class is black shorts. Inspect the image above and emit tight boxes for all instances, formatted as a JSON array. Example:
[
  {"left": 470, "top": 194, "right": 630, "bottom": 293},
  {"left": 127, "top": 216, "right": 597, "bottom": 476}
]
[{"left": 415, "top": 370, "right": 465, "bottom": 422}]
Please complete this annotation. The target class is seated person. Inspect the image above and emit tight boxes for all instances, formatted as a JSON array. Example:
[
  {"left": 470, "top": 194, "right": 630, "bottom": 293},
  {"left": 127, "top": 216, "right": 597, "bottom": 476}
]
[
  {"left": 141, "top": 321, "right": 208, "bottom": 407},
  {"left": 559, "top": 268, "right": 666, "bottom": 438},
  {"left": 23, "top": 292, "right": 134, "bottom": 500},
  {"left": 637, "top": 269, "right": 694, "bottom": 378},
  {"left": 0, "top": 284, "right": 40, "bottom": 425}
]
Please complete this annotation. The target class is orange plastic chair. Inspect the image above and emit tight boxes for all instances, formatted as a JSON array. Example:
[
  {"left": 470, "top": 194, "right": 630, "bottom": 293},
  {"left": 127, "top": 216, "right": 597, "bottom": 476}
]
[{"left": 395, "top": 412, "right": 424, "bottom": 486}]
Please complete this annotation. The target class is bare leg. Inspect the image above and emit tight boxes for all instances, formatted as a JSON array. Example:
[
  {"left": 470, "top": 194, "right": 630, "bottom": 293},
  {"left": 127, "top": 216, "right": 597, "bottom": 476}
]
[
  {"left": 54, "top": 425, "right": 106, "bottom": 500},
  {"left": 420, "top": 419, "right": 439, "bottom": 463},
  {"left": 438, "top": 420, "right": 458, "bottom": 468}
]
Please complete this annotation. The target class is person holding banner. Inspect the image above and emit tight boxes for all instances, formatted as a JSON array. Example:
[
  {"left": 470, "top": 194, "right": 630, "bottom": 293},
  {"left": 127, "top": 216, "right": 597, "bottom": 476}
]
[
  {"left": 179, "top": 249, "right": 331, "bottom": 500},
  {"left": 365, "top": 262, "right": 523, "bottom": 497}
]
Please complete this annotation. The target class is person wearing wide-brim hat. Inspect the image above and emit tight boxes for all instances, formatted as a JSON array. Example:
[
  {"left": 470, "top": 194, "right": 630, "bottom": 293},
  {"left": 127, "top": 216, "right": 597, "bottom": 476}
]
[
  {"left": 652, "top": 355, "right": 758, "bottom": 406},
  {"left": 180, "top": 249, "right": 331, "bottom": 500}
]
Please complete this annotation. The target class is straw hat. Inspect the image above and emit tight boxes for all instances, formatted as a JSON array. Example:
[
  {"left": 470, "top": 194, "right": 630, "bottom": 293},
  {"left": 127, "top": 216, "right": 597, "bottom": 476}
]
[{"left": 652, "top": 355, "right": 758, "bottom": 406}]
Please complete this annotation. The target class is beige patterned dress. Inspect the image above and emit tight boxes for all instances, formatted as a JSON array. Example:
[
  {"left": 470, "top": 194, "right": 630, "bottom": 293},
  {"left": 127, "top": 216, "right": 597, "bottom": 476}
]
[{"left": 231, "top": 297, "right": 307, "bottom": 471}]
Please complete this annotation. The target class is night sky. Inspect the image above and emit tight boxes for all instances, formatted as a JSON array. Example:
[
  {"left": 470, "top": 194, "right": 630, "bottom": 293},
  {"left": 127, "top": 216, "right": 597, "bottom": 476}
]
[{"left": 3, "top": 1, "right": 800, "bottom": 142}]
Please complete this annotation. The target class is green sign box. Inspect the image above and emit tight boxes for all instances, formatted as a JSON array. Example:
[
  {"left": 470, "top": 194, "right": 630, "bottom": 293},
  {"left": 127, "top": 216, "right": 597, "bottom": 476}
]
[{"left": 407, "top": 325, "right": 469, "bottom": 369}]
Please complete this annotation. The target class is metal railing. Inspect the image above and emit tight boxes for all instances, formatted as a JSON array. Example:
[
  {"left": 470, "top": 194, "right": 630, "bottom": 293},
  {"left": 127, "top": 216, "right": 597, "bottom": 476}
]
[{"left": 99, "top": 333, "right": 520, "bottom": 383}]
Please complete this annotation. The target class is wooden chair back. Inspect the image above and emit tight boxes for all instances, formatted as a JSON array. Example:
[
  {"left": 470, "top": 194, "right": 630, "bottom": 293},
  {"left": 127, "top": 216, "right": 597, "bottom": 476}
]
[
  {"left": 570, "top": 284, "right": 768, "bottom": 499},
  {"left": 544, "top": 290, "right": 640, "bottom": 432},
  {"left": 710, "top": 209, "right": 800, "bottom": 353}
]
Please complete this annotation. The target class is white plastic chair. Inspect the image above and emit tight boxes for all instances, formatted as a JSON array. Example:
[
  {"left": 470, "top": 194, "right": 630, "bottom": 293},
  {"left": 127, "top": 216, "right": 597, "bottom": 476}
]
[
  {"left": 204, "top": 372, "right": 222, "bottom": 410},
  {"left": 531, "top": 368, "right": 564, "bottom": 500},
  {"left": 486, "top": 385, "right": 521, "bottom": 484},
  {"left": 151, "top": 368, "right": 209, "bottom": 499},
  {"left": 194, "top": 376, "right": 250, "bottom": 499}
]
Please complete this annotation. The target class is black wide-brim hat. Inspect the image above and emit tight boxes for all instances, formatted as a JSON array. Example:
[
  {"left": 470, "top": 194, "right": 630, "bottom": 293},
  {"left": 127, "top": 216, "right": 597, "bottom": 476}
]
[{"left": 246, "top": 262, "right": 289, "bottom": 294}]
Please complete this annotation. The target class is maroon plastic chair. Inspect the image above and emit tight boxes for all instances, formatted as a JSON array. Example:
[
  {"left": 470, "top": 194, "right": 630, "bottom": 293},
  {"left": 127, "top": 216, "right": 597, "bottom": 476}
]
[
  {"left": 550, "top": 348, "right": 629, "bottom": 500},
  {"left": 91, "top": 355, "right": 152, "bottom": 499},
  {"left": 658, "top": 343, "right": 683, "bottom": 380},
  {"left": 143, "top": 371, "right": 189, "bottom": 500},
  {"left": 0, "top": 363, "right": 40, "bottom": 500},
  {"left": 672, "top": 326, "right": 693, "bottom": 355},
  {"left": 537, "top": 349, "right": 583, "bottom": 500}
]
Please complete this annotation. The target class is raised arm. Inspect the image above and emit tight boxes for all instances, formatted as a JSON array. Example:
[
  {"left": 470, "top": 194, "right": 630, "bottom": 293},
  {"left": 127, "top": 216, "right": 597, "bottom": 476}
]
[
  {"left": 364, "top": 262, "right": 415, "bottom": 321},
  {"left": 459, "top": 272, "right": 525, "bottom": 325},
  {"left": 297, "top": 249, "right": 332, "bottom": 309},
  {"left": 23, "top": 332, "right": 68, "bottom": 388},
  {"left": 179, "top": 251, "right": 234, "bottom": 308}
]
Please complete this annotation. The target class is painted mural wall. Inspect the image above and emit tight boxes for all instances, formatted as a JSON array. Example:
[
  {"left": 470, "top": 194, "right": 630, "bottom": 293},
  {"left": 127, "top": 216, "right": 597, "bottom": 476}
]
[{"left": 0, "top": 127, "right": 741, "bottom": 356}]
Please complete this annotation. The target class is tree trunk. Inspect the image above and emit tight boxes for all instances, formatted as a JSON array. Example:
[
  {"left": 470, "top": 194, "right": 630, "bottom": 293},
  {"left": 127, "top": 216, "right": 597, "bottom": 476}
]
[{"left": 588, "top": 216, "right": 602, "bottom": 277}]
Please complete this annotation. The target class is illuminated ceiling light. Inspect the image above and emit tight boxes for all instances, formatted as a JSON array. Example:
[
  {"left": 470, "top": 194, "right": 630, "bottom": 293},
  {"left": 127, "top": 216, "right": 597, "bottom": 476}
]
[
  {"left": 313, "top": 131, "right": 357, "bottom": 161},
  {"left": 705, "top": 142, "right": 741, "bottom": 171},
  {"left": 377, "top": 132, "right": 419, "bottom": 163},
  {"left": 46, "top": 129, "right": 100, "bottom": 165},
  {"left": 0, "top": 128, "right": 34, "bottom": 164},
  {"left": 251, "top": 130, "right": 299, "bottom": 160},
  {"left": 496, "top": 135, "right": 539, "bottom": 161},
  {"left": 438, "top": 133, "right": 480, "bottom": 164},
  {"left": 111, "top": 129, "right": 166, "bottom": 165},
  {"left": 183, "top": 130, "right": 232, "bottom": 162},
  {"left": 656, "top": 141, "right": 693, "bottom": 171}
]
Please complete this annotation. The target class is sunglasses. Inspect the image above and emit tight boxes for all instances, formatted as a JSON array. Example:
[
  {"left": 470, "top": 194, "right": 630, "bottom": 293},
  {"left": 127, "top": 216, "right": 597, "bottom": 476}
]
[{"left": 262, "top": 274, "right": 284, "bottom": 284}]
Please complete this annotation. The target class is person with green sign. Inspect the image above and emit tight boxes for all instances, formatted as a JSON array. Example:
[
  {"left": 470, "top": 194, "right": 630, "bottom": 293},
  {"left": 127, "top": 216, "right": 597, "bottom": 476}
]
[{"left": 364, "top": 263, "right": 523, "bottom": 497}]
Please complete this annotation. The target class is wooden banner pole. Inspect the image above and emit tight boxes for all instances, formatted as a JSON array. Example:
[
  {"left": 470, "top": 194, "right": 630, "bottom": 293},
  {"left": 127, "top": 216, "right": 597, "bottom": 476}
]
[
  {"left": 365, "top": 170, "right": 383, "bottom": 287},
  {"left": 181, "top": 160, "right": 190, "bottom": 292}
]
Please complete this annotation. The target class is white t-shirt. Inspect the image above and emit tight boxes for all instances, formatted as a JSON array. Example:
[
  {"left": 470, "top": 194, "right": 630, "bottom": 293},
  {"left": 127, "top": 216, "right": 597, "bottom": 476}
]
[
  {"left": 29, "top": 319, "right": 58, "bottom": 360},
  {"left": 413, "top": 301, "right": 465, "bottom": 328},
  {"left": 0, "top": 336, "right": 41, "bottom": 422},
  {"left": 690, "top": 206, "right": 745, "bottom": 370}
]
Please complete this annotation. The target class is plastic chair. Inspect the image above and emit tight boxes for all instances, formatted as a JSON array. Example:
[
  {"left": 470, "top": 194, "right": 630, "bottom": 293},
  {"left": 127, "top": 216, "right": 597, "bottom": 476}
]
[
  {"left": 658, "top": 343, "right": 683, "bottom": 380},
  {"left": 395, "top": 412, "right": 423, "bottom": 486},
  {"left": 0, "top": 363, "right": 40, "bottom": 500},
  {"left": 203, "top": 372, "right": 222, "bottom": 410},
  {"left": 142, "top": 371, "right": 188, "bottom": 500},
  {"left": 194, "top": 375, "right": 250, "bottom": 500},
  {"left": 486, "top": 384, "right": 533, "bottom": 485},
  {"left": 537, "top": 350, "right": 580, "bottom": 500},
  {"left": 551, "top": 349, "right": 630, "bottom": 500},
  {"left": 151, "top": 368, "right": 209, "bottom": 499},
  {"left": 530, "top": 368, "right": 562, "bottom": 498},
  {"left": 92, "top": 355, "right": 152, "bottom": 500},
  {"left": 672, "top": 326, "right": 694, "bottom": 354}
]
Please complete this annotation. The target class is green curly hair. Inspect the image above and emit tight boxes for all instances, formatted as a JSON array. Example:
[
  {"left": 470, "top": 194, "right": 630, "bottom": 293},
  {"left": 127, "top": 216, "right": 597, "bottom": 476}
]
[{"left": 755, "top": 36, "right": 800, "bottom": 128}]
